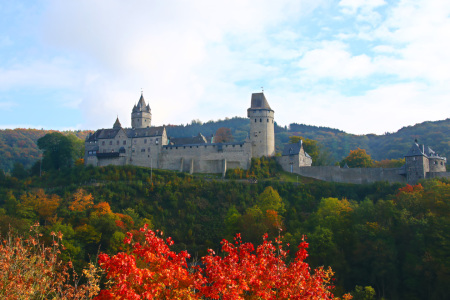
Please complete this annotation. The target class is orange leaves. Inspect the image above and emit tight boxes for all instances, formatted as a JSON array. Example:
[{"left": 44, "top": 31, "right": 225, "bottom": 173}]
[
  {"left": 93, "top": 202, "right": 113, "bottom": 216},
  {"left": 69, "top": 188, "right": 94, "bottom": 212},
  {"left": 96, "top": 226, "right": 344, "bottom": 300}
]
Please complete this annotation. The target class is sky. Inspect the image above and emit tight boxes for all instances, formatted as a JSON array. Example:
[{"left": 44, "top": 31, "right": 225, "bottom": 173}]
[{"left": 0, "top": 0, "right": 449, "bottom": 135}]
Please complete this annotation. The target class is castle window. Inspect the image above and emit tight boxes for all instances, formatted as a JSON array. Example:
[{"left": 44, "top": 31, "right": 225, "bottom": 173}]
[
  {"left": 133, "top": 140, "right": 137, "bottom": 144},
  {"left": 132, "top": 148, "right": 135, "bottom": 153},
  {"left": 116, "top": 140, "right": 120, "bottom": 145},
  {"left": 240, "top": 145, "right": 242, "bottom": 147},
  {"left": 176, "top": 147, "right": 178, "bottom": 149},
  {"left": 123, "top": 141, "right": 126, "bottom": 145},
  {"left": 109, "top": 141, "right": 112, "bottom": 145},
  {"left": 260, "top": 118, "right": 262, "bottom": 122},
  {"left": 141, "top": 149, "right": 145, "bottom": 152},
  {"left": 102, "top": 141, "right": 105, "bottom": 146},
  {"left": 204, "top": 145, "right": 207, "bottom": 148},
  {"left": 148, "top": 148, "right": 150, "bottom": 152},
  {"left": 255, "top": 119, "right": 257, "bottom": 122},
  {"left": 144, "top": 139, "right": 147, "bottom": 144},
  {"left": 267, "top": 119, "right": 269, "bottom": 122},
  {"left": 190, "top": 146, "right": 192, "bottom": 148}
]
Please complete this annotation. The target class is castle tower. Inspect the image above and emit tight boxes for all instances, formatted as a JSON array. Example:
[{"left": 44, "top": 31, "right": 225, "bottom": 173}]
[
  {"left": 131, "top": 92, "right": 152, "bottom": 128},
  {"left": 404, "top": 140, "right": 429, "bottom": 184},
  {"left": 247, "top": 92, "right": 275, "bottom": 157}
]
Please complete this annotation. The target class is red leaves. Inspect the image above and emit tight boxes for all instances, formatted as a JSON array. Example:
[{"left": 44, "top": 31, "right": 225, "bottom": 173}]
[{"left": 96, "top": 226, "right": 344, "bottom": 299}]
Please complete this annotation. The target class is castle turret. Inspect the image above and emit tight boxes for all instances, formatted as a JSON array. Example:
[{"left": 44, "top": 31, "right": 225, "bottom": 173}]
[
  {"left": 131, "top": 92, "right": 152, "bottom": 128},
  {"left": 113, "top": 117, "right": 122, "bottom": 129},
  {"left": 247, "top": 92, "right": 275, "bottom": 157}
]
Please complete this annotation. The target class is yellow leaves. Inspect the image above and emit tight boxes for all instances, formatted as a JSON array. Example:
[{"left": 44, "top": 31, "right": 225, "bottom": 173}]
[{"left": 69, "top": 188, "right": 94, "bottom": 212}]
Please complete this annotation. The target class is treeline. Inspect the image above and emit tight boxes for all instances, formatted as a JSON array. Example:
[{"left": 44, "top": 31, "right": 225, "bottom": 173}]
[
  {"left": 1, "top": 164, "right": 449, "bottom": 299},
  {"left": 0, "top": 129, "right": 91, "bottom": 172}
]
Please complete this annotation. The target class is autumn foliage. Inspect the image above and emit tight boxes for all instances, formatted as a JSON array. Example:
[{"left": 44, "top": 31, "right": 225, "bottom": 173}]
[
  {"left": 96, "top": 225, "right": 348, "bottom": 300},
  {"left": 0, "top": 225, "right": 100, "bottom": 299}
]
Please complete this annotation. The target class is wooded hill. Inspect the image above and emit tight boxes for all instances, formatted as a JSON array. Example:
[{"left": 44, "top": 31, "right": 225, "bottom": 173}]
[
  {"left": 1, "top": 164, "right": 449, "bottom": 299},
  {"left": 1, "top": 118, "right": 448, "bottom": 172}
]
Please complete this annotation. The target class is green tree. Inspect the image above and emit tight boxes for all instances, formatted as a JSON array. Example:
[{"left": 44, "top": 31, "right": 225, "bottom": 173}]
[
  {"left": 37, "top": 132, "right": 83, "bottom": 170},
  {"left": 11, "top": 162, "right": 28, "bottom": 179},
  {"left": 256, "top": 186, "right": 285, "bottom": 215},
  {"left": 341, "top": 148, "right": 373, "bottom": 168},
  {"left": 289, "top": 136, "right": 332, "bottom": 166}
]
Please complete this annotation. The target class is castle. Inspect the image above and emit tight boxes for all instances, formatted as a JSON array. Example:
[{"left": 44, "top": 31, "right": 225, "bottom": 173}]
[
  {"left": 85, "top": 92, "right": 308, "bottom": 176},
  {"left": 85, "top": 92, "right": 448, "bottom": 184}
]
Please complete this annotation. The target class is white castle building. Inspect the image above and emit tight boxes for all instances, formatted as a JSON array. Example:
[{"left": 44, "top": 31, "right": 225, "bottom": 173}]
[{"left": 85, "top": 92, "right": 312, "bottom": 175}]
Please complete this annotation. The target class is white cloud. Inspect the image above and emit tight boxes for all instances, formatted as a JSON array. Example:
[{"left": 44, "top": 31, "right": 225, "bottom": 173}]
[
  {"left": 298, "top": 41, "right": 375, "bottom": 80},
  {"left": 339, "top": 0, "right": 386, "bottom": 14}
]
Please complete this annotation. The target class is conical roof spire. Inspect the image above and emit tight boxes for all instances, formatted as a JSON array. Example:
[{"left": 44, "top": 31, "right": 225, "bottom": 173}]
[
  {"left": 113, "top": 116, "right": 122, "bottom": 129},
  {"left": 136, "top": 91, "right": 151, "bottom": 112}
]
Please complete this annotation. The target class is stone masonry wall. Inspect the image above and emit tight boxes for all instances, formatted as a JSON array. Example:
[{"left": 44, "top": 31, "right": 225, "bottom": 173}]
[
  {"left": 159, "top": 142, "right": 252, "bottom": 174},
  {"left": 294, "top": 166, "right": 407, "bottom": 184}
]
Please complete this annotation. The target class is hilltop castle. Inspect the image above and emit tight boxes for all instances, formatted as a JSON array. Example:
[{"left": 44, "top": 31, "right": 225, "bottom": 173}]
[
  {"left": 85, "top": 92, "right": 311, "bottom": 175},
  {"left": 85, "top": 92, "right": 448, "bottom": 184}
]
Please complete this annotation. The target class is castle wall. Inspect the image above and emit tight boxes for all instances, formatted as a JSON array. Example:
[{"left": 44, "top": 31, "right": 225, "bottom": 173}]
[
  {"left": 97, "top": 156, "right": 127, "bottom": 167},
  {"left": 294, "top": 166, "right": 406, "bottom": 184},
  {"left": 159, "top": 142, "right": 252, "bottom": 174},
  {"left": 428, "top": 158, "right": 447, "bottom": 172},
  {"left": 426, "top": 172, "right": 450, "bottom": 180}
]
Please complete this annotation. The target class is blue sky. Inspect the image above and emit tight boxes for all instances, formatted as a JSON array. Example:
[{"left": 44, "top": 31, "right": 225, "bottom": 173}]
[{"left": 0, "top": 0, "right": 449, "bottom": 134}]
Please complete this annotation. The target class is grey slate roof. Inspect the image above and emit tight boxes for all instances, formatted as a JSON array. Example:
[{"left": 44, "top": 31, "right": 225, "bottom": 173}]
[
  {"left": 405, "top": 141, "right": 445, "bottom": 159},
  {"left": 169, "top": 133, "right": 208, "bottom": 145},
  {"left": 250, "top": 93, "right": 272, "bottom": 110},
  {"left": 132, "top": 92, "right": 151, "bottom": 113},
  {"left": 281, "top": 141, "right": 311, "bottom": 158},
  {"left": 86, "top": 126, "right": 165, "bottom": 142}
]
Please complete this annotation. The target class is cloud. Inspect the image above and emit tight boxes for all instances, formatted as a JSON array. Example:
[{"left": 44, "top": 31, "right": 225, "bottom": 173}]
[{"left": 298, "top": 41, "right": 375, "bottom": 80}]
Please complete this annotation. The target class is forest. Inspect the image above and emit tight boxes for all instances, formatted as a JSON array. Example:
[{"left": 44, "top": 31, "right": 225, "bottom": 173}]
[
  {"left": 0, "top": 161, "right": 449, "bottom": 299},
  {"left": 1, "top": 117, "right": 449, "bottom": 172}
]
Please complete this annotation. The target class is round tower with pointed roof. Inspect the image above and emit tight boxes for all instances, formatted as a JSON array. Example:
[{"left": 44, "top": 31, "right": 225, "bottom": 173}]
[
  {"left": 131, "top": 92, "right": 152, "bottom": 128},
  {"left": 247, "top": 92, "right": 275, "bottom": 157}
]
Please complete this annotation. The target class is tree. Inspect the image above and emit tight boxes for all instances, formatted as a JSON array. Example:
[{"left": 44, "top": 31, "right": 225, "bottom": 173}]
[
  {"left": 289, "top": 136, "right": 332, "bottom": 166},
  {"left": 96, "top": 225, "right": 350, "bottom": 299},
  {"left": 214, "top": 127, "right": 233, "bottom": 143},
  {"left": 341, "top": 148, "right": 373, "bottom": 168},
  {"left": 37, "top": 132, "right": 83, "bottom": 170},
  {"left": 11, "top": 162, "right": 28, "bottom": 179}
]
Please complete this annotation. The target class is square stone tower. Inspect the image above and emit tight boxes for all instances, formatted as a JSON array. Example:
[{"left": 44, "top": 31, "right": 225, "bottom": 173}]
[{"left": 247, "top": 92, "right": 275, "bottom": 157}]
